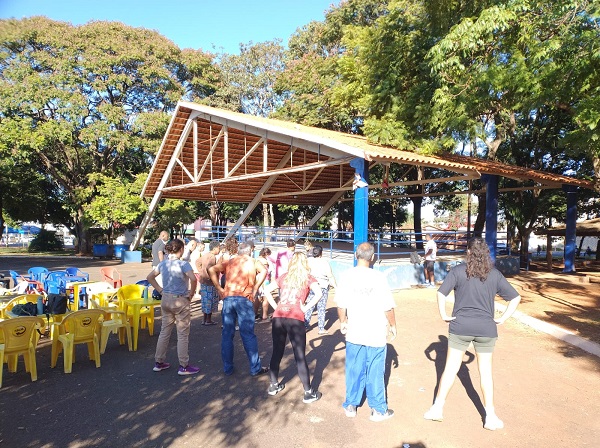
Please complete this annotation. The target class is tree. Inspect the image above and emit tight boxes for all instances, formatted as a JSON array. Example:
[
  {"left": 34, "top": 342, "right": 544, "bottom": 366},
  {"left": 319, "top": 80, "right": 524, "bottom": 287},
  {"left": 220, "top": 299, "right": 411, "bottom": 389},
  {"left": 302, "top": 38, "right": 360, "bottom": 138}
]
[
  {"left": 85, "top": 173, "right": 147, "bottom": 242},
  {"left": 329, "top": 0, "right": 598, "bottom": 240},
  {"left": 0, "top": 18, "right": 219, "bottom": 253}
]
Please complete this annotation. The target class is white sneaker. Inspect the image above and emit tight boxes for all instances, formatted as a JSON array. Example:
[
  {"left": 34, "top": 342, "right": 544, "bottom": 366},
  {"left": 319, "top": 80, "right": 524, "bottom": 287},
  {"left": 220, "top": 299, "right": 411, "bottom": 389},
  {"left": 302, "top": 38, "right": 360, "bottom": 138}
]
[
  {"left": 424, "top": 405, "right": 444, "bottom": 421},
  {"left": 484, "top": 415, "right": 504, "bottom": 430}
]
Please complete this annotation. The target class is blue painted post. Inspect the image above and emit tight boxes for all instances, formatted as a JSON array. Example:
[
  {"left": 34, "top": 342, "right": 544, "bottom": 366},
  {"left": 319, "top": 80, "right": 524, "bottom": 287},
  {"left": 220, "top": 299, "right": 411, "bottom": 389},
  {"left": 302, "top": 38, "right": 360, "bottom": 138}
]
[
  {"left": 563, "top": 185, "right": 578, "bottom": 273},
  {"left": 349, "top": 158, "right": 369, "bottom": 265},
  {"left": 482, "top": 174, "right": 499, "bottom": 262}
]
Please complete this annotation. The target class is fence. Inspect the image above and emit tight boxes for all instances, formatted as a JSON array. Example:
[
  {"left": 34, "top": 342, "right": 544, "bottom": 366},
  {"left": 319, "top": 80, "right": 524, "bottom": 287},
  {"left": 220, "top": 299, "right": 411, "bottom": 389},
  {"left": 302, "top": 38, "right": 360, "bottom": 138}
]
[{"left": 203, "top": 226, "right": 510, "bottom": 261}]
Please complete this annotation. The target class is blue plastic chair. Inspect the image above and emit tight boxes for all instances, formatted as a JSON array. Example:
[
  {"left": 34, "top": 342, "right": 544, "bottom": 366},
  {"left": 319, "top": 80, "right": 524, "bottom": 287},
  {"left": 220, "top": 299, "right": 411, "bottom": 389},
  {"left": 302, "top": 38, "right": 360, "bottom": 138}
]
[
  {"left": 44, "top": 271, "right": 69, "bottom": 294},
  {"left": 27, "top": 267, "right": 49, "bottom": 284},
  {"left": 45, "top": 280, "right": 62, "bottom": 295},
  {"left": 8, "top": 270, "right": 37, "bottom": 291},
  {"left": 65, "top": 267, "right": 90, "bottom": 282}
]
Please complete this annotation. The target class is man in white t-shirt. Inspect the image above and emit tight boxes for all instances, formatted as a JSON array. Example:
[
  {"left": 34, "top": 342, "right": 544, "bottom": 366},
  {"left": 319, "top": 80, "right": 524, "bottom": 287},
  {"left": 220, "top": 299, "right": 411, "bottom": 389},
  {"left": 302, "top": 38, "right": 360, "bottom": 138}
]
[
  {"left": 424, "top": 234, "right": 437, "bottom": 288},
  {"left": 335, "top": 242, "right": 397, "bottom": 422}
]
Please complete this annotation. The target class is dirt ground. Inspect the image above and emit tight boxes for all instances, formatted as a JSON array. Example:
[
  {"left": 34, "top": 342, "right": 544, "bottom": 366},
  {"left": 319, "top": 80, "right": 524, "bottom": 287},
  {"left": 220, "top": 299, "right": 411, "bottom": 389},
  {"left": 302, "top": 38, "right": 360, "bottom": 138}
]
[{"left": 0, "top": 255, "right": 599, "bottom": 448}]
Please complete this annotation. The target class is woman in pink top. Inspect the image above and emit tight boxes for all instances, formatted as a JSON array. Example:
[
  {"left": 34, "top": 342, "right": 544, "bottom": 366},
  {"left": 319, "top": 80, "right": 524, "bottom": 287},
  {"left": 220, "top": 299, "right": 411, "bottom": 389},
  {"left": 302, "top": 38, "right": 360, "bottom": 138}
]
[{"left": 263, "top": 252, "right": 323, "bottom": 403}]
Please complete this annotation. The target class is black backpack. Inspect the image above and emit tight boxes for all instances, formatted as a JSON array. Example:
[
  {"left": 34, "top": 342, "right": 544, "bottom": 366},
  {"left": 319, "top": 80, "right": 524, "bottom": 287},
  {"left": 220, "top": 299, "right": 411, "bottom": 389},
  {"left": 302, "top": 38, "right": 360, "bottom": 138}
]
[{"left": 45, "top": 293, "right": 68, "bottom": 315}]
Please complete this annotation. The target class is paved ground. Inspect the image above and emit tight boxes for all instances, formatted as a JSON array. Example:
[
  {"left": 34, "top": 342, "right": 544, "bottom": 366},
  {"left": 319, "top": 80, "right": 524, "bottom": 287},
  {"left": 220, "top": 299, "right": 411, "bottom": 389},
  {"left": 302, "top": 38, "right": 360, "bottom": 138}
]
[{"left": 0, "top": 255, "right": 599, "bottom": 448}]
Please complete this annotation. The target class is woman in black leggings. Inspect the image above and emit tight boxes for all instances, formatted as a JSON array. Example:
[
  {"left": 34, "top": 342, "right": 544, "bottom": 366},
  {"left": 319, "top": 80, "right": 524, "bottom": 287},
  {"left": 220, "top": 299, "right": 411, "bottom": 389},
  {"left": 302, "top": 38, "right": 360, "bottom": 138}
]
[{"left": 263, "top": 252, "right": 323, "bottom": 403}]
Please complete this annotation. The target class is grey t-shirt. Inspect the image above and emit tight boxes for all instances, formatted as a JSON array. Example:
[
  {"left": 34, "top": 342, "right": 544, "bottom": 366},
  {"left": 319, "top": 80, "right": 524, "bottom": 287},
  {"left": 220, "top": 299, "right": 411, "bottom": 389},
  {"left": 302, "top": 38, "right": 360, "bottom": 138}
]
[
  {"left": 438, "top": 263, "right": 518, "bottom": 337},
  {"left": 155, "top": 259, "right": 193, "bottom": 295},
  {"left": 152, "top": 238, "right": 166, "bottom": 267}
]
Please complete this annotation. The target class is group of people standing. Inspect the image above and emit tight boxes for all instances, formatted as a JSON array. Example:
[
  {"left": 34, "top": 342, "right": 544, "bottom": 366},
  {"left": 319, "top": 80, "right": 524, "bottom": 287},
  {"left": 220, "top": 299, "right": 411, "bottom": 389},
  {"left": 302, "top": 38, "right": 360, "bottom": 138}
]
[{"left": 146, "top": 231, "right": 521, "bottom": 428}]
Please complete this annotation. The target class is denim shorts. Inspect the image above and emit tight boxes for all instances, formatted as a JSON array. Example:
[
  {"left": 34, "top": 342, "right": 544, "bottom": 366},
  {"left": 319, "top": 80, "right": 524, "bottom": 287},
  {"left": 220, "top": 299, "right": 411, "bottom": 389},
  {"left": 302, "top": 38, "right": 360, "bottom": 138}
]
[{"left": 449, "top": 333, "right": 497, "bottom": 353}]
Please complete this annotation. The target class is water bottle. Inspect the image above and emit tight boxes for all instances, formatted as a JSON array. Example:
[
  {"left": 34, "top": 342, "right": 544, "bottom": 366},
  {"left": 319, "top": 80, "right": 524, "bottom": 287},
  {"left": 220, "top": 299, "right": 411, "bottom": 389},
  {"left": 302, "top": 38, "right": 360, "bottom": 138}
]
[
  {"left": 37, "top": 296, "right": 45, "bottom": 315},
  {"left": 79, "top": 287, "right": 88, "bottom": 309}
]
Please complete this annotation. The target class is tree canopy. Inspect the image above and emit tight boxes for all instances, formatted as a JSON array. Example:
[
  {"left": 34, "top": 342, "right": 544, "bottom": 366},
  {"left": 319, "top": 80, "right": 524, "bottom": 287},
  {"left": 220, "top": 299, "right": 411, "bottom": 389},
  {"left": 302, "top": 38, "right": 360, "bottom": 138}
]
[{"left": 0, "top": 3, "right": 598, "bottom": 253}]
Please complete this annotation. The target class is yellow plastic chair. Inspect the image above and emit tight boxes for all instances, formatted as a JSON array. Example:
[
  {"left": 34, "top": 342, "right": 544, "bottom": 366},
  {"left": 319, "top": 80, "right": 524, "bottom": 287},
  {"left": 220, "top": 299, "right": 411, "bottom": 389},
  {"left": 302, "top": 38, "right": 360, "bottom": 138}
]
[
  {"left": 0, "top": 316, "right": 45, "bottom": 388},
  {"left": 86, "top": 282, "right": 118, "bottom": 308},
  {"left": 1, "top": 294, "right": 42, "bottom": 319},
  {"left": 89, "top": 297, "right": 132, "bottom": 354},
  {"left": 117, "top": 284, "right": 155, "bottom": 335},
  {"left": 50, "top": 309, "right": 104, "bottom": 374}
]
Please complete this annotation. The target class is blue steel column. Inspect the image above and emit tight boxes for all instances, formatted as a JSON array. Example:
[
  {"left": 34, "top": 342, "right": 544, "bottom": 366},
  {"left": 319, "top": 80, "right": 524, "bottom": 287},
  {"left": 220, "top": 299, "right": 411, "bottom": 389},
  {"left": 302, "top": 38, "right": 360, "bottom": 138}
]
[
  {"left": 481, "top": 174, "right": 498, "bottom": 262},
  {"left": 350, "top": 158, "right": 369, "bottom": 262},
  {"left": 562, "top": 185, "right": 578, "bottom": 273}
]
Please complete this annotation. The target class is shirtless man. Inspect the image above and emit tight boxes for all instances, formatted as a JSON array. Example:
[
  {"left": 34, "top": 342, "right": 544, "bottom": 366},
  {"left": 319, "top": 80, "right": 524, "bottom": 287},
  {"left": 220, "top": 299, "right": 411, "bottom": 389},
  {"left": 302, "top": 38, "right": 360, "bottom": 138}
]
[{"left": 209, "top": 242, "right": 269, "bottom": 377}]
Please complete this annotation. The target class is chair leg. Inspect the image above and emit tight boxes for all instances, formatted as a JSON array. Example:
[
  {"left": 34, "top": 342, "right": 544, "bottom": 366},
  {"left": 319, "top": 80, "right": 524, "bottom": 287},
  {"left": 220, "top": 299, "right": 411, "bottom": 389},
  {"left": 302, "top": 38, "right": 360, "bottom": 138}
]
[
  {"left": 100, "top": 327, "right": 110, "bottom": 355},
  {"left": 148, "top": 315, "right": 155, "bottom": 336},
  {"left": 0, "top": 347, "right": 4, "bottom": 388},
  {"left": 51, "top": 340, "right": 60, "bottom": 368},
  {"left": 92, "top": 336, "right": 101, "bottom": 368},
  {"left": 26, "top": 345, "right": 37, "bottom": 382},
  {"left": 7, "top": 354, "right": 18, "bottom": 373},
  {"left": 61, "top": 335, "right": 74, "bottom": 374},
  {"left": 125, "top": 325, "right": 132, "bottom": 351}
]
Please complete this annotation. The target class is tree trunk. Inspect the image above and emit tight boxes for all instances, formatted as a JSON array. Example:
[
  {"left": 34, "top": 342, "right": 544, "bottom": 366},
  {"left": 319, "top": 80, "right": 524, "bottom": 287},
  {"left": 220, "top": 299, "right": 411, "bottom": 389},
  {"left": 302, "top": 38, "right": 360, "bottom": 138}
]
[
  {"left": 412, "top": 196, "right": 423, "bottom": 250},
  {"left": 263, "top": 203, "right": 269, "bottom": 228},
  {"left": 75, "top": 207, "right": 91, "bottom": 255},
  {"left": 473, "top": 192, "right": 486, "bottom": 237}
]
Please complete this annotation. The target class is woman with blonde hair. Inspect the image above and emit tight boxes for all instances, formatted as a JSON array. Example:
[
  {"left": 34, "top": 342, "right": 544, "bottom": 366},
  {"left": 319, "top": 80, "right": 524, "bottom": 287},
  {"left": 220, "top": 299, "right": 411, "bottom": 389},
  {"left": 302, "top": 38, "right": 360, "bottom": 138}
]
[
  {"left": 263, "top": 252, "right": 323, "bottom": 403},
  {"left": 424, "top": 237, "right": 521, "bottom": 430}
]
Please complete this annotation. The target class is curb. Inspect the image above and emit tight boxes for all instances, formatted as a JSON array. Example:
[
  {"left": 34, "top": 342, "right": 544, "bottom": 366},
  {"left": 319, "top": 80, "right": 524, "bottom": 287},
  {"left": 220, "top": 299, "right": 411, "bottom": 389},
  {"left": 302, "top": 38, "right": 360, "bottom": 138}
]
[{"left": 495, "top": 301, "right": 600, "bottom": 358}]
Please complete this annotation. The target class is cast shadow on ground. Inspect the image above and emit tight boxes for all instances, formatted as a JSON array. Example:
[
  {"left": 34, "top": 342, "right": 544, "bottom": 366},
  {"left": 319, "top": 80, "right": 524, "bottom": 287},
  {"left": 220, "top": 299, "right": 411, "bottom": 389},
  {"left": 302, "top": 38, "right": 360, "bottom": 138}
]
[
  {"left": 423, "top": 335, "right": 485, "bottom": 422},
  {"left": 0, "top": 309, "right": 288, "bottom": 447}
]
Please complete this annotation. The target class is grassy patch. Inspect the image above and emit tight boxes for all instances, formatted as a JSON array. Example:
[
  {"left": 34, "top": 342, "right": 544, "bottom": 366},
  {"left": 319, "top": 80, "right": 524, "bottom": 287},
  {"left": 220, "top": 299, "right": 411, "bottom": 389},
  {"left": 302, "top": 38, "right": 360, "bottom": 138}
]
[{"left": 0, "top": 247, "right": 76, "bottom": 257}]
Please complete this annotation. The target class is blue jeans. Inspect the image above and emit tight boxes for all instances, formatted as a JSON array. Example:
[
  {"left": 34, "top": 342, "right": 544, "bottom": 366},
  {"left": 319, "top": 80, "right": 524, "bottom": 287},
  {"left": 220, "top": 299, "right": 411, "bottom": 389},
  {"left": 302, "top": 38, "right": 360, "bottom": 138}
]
[
  {"left": 221, "top": 296, "right": 262, "bottom": 375},
  {"left": 343, "top": 342, "right": 388, "bottom": 413}
]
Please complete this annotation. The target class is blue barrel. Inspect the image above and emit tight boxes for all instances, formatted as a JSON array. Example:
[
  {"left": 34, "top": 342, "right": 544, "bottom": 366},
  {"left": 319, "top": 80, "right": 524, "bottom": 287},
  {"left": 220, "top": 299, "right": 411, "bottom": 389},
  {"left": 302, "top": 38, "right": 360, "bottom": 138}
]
[
  {"left": 113, "top": 244, "right": 129, "bottom": 259},
  {"left": 93, "top": 244, "right": 114, "bottom": 258}
]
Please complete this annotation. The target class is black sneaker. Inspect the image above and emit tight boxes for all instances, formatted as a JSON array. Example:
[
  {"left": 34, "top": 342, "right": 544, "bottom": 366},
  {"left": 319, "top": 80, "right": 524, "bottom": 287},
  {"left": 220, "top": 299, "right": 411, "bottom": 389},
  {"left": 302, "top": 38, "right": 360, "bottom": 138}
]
[
  {"left": 268, "top": 382, "right": 285, "bottom": 396},
  {"left": 303, "top": 389, "right": 322, "bottom": 403}
]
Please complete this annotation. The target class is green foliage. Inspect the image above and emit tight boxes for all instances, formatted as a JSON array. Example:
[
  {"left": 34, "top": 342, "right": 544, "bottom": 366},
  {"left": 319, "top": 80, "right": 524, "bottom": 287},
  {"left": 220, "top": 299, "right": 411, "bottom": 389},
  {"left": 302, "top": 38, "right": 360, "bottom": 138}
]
[
  {"left": 213, "top": 40, "right": 287, "bottom": 117},
  {"left": 84, "top": 172, "right": 147, "bottom": 238},
  {"left": 27, "top": 229, "right": 64, "bottom": 252},
  {"left": 0, "top": 17, "right": 220, "bottom": 252}
]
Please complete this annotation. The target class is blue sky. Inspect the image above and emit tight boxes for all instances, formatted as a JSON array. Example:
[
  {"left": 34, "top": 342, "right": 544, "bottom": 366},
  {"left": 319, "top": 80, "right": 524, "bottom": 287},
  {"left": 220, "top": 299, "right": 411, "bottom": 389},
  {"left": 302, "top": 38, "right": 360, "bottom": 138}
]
[{"left": 0, "top": 0, "right": 336, "bottom": 54}]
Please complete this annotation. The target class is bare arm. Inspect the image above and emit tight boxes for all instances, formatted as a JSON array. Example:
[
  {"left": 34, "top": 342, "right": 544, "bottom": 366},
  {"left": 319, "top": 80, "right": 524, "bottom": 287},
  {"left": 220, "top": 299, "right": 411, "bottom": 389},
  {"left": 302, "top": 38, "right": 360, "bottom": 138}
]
[
  {"left": 386, "top": 308, "right": 397, "bottom": 340},
  {"left": 337, "top": 307, "right": 348, "bottom": 334},
  {"left": 437, "top": 291, "right": 456, "bottom": 322},
  {"left": 185, "top": 271, "right": 197, "bottom": 300},
  {"left": 301, "top": 282, "right": 323, "bottom": 313},
  {"left": 495, "top": 295, "right": 522, "bottom": 324},
  {"left": 146, "top": 269, "right": 162, "bottom": 294},
  {"left": 263, "top": 281, "right": 279, "bottom": 311},
  {"left": 253, "top": 261, "right": 268, "bottom": 297},
  {"left": 208, "top": 263, "right": 225, "bottom": 297},
  {"left": 327, "top": 264, "right": 337, "bottom": 289}
]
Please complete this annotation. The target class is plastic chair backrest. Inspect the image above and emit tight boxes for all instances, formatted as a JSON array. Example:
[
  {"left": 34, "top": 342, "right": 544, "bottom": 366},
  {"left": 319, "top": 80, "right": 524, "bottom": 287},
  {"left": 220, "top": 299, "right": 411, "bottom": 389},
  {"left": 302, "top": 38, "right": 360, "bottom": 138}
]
[
  {"left": 65, "top": 267, "right": 90, "bottom": 281},
  {"left": 27, "top": 267, "right": 49, "bottom": 283},
  {"left": 9, "top": 271, "right": 24, "bottom": 287},
  {"left": 44, "top": 271, "right": 69, "bottom": 292},
  {"left": 117, "top": 284, "right": 146, "bottom": 307},
  {"left": 100, "top": 267, "right": 122, "bottom": 288},
  {"left": 59, "top": 309, "right": 104, "bottom": 344},
  {"left": 0, "top": 316, "right": 44, "bottom": 352},
  {"left": 4, "top": 294, "right": 42, "bottom": 314}
]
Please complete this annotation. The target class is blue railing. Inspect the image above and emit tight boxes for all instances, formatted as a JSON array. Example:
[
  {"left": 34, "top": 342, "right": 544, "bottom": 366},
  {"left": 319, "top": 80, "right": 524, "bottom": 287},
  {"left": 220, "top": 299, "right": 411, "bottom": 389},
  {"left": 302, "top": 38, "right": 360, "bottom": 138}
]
[{"left": 200, "top": 226, "right": 510, "bottom": 261}]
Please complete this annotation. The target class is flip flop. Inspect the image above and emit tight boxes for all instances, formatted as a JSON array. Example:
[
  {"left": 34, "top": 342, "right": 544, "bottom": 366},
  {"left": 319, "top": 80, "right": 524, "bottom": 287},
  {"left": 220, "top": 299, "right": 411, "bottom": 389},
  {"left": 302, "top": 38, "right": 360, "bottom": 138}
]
[{"left": 204, "top": 321, "right": 218, "bottom": 325}]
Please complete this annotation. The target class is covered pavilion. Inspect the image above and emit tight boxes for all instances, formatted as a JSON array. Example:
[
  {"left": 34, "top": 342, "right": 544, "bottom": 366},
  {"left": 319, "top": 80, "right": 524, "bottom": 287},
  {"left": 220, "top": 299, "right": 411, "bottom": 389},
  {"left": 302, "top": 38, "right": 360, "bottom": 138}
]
[{"left": 135, "top": 101, "right": 595, "bottom": 270}]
